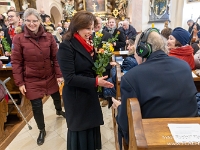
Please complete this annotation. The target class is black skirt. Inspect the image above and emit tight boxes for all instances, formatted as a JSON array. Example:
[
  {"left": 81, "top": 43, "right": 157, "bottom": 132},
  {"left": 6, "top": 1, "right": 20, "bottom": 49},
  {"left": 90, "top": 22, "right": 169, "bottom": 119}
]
[{"left": 67, "top": 126, "right": 102, "bottom": 150}]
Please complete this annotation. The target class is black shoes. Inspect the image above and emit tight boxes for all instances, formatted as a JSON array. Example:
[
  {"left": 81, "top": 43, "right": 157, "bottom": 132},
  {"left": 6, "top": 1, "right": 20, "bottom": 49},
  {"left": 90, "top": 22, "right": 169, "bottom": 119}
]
[
  {"left": 56, "top": 110, "right": 66, "bottom": 118},
  {"left": 37, "top": 129, "right": 46, "bottom": 146}
]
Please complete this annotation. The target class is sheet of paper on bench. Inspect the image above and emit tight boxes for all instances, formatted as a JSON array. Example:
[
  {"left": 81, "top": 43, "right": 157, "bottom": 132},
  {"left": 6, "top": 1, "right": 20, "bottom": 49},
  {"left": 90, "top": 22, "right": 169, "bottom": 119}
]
[
  {"left": 168, "top": 124, "right": 200, "bottom": 143},
  {"left": 0, "top": 56, "right": 8, "bottom": 60},
  {"left": 119, "top": 51, "right": 128, "bottom": 55},
  {"left": 192, "top": 72, "right": 198, "bottom": 78}
]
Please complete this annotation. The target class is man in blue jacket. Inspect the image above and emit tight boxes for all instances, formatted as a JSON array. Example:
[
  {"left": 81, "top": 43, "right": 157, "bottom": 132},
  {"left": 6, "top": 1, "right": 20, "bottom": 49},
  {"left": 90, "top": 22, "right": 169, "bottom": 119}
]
[{"left": 112, "top": 28, "right": 199, "bottom": 149}]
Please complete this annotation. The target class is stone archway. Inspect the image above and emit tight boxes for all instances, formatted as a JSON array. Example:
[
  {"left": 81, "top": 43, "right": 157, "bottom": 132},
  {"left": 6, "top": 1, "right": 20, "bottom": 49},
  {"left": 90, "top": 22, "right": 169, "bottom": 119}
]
[{"left": 50, "top": 6, "right": 62, "bottom": 25}]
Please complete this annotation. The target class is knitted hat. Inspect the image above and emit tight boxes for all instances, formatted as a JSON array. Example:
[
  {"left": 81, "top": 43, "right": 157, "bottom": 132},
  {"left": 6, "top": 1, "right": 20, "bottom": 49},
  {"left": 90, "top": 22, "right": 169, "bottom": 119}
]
[
  {"left": 197, "top": 31, "right": 200, "bottom": 38},
  {"left": 171, "top": 27, "right": 190, "bottom": 46}
]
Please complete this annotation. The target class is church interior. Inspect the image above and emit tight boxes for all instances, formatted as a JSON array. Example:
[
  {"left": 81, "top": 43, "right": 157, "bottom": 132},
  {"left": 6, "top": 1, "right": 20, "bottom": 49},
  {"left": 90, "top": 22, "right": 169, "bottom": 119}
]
[{"left": 1, "top": 0, "right": 200, "bottom": 150}]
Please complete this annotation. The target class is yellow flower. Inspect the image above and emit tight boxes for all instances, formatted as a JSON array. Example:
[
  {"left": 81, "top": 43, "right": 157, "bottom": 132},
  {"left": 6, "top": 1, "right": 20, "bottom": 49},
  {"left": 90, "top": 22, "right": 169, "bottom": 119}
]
[
  {"left": 0, "top": 36, "right": 4, "bottom": 39},
  {"left": 117, "top": 31, "right": 120, "bottom": 34},
  {"left": 109, "top": 46, "right": 114, "bottom": 52},
  {"left": 102, "top": 44, "right": 106, "bottom": 49},
  {"left": 100, "top": 33, "right": 103, "bottom": 37}
]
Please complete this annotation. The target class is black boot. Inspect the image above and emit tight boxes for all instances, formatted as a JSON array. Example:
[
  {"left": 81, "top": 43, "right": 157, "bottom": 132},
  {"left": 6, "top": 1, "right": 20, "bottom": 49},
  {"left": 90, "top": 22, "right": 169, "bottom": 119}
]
[
  {"left": 37, "top": 129, "right": 46, "bottom": 146},
  {"left": 56, "top": 110, "right": 66, "bottom": 118}
]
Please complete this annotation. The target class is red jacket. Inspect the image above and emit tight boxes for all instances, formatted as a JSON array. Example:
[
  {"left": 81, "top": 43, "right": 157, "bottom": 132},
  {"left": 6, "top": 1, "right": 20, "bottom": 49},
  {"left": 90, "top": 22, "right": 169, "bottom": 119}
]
[
  {"left": 169, "top": 45, "right": 195, "bottom": 70},
  {"left": 11, "top": 25, "right": 62, "bottom": 100}
]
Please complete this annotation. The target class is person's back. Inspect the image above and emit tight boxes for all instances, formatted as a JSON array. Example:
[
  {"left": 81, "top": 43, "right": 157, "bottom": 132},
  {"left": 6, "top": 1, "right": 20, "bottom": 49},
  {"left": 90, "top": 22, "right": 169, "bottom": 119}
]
[
  {"left": 122, "top": 50, "right": 198, "bottom": 118},
  {"left": 114, "top": 28, "right": 198, "bottom": 148}
]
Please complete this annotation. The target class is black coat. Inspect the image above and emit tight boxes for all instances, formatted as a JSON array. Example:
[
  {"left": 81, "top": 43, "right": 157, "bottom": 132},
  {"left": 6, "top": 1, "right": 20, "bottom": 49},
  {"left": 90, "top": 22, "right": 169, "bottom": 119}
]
[
  {"left": 57, "top": 37, "right": 104, "bottom": 131},
  {"left": 3, "top": 28, "right": 12, "bottom": 48},
  {"left": 104, "top": 28, "right": 126, "bottom": 51}
]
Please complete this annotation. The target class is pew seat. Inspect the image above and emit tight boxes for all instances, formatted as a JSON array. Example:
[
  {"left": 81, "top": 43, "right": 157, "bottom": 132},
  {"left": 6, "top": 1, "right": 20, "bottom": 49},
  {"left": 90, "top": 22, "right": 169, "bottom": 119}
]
[{"left": 127, "top": 98, "right": 200, "bottom": 150}]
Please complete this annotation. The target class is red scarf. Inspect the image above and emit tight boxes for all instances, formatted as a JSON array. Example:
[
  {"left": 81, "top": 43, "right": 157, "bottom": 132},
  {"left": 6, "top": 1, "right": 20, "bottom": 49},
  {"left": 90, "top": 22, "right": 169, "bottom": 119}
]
[
  {"left": 169, "top": 45, "right": 195, "bottom": 70},
  {"left": 74, "top": 33, "right": 93, "bottom": 53},
  {"left": 8, "top": 25, "right": 16, "bottom": 40}
]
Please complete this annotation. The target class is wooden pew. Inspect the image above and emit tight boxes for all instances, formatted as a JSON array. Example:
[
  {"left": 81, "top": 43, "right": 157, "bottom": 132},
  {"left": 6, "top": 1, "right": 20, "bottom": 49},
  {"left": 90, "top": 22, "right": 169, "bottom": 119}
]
[
  {"left": 0, "top": 98, "right": 9, "bottom": 144},
  {"left": 0, "top": 66, "right": 49, "bottom": 150},
  {"left": 113, "top": 70, "right": 200, "bottom": 150},
  {"left": 193, "top": 70, "right": 200, "bottom": 92},
  {"left": 127, "top": 98, "right": 200, "bottom": 150},
  {"left": 112, "top": 64, "right": 124, "bottom": 150}
]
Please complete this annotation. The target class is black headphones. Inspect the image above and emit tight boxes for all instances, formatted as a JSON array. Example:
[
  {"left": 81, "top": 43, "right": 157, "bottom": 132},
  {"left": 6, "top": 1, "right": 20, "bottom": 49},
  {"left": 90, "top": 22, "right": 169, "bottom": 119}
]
[{"left": 136, "top": 28, "right": 160, "bottom": 58}]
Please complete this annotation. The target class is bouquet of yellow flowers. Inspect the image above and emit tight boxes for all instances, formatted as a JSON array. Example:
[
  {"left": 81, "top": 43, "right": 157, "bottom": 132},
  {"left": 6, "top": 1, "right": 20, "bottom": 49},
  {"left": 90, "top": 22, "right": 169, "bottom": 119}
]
[
  {"left": 93, "top": 31, "right": 103, "bottom": 48},
  {"left": 93, "top": 31, "right": 120, "bottom": 92},
  {"left": 93, "top": 42, "right": 114, "bottom": 92}
]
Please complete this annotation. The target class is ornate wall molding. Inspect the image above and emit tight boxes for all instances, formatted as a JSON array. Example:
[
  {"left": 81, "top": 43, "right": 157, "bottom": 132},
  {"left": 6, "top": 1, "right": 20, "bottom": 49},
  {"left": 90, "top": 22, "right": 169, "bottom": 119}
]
[{"left": 61, "top": 0, "right": 129, "bottom": 20}]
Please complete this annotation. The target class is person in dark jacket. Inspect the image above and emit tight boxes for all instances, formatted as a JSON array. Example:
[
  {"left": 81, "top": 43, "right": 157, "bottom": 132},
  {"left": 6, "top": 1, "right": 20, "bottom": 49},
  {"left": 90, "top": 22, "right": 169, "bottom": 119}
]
[
  {"left": 11, "top": 8, "right": 65, "bottom": 146},
  {"left": 39, "top": 8, "right": 48, "bottom": 23},
  {"left": 104, "top": 17, "right": 126, "bottom": 51},
  {"left": 0, "top": 14, "right": 7, "bottom": 31},
  {"left": 118, "top": 20, "right": 137, "bottom": 42},
  {"left": 103, "top": 36, "right": 138, "bottom": 98},
  {"left": 57, "top": 11, "right": 113, "bottom": 150},
  {"left": 112, "top": 28, "right": 198, "bottom": 149}
]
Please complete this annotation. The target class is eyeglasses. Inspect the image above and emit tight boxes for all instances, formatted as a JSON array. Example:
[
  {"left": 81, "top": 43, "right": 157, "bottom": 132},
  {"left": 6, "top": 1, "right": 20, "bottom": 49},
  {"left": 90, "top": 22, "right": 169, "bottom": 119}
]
[
  {"left": 25, "top": 19, "right": 39, "bottom": 24},
  {"left": 8, "top": 15, "right": 14, "bottom": 18}
]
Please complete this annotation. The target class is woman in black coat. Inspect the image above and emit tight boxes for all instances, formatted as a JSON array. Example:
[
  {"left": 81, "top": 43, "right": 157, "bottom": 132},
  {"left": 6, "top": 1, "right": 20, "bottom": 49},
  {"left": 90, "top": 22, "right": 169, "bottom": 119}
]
[{"left": 57, "top": 11, "right": 113, "bottom": 150}]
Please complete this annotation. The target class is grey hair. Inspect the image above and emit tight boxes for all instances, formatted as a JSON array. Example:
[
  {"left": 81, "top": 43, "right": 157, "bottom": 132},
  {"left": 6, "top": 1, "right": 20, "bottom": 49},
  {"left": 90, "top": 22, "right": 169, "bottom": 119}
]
[
  {"left": 123, "top": 20, "right": 129, "bottom": 25},
  {"left": 187, "top": 19, "right": 194, "bottom": 23},
  {"left": 23, "top": 8, "right": 42, "bottom": 22},
  {"left": 135, "top": 31, "right": 168, "bottom": 54},
  {"left": 147, "top": 31, "right": 168, "bottom": 54}
]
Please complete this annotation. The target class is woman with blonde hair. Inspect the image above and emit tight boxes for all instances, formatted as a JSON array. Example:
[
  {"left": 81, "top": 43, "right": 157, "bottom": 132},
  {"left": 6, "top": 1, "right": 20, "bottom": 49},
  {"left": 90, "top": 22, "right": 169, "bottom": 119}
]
[
  {"left": 103, "top": 36, "right": 138, "bottom": 98},
  {"left": 11, "top": 8, "right": 65, "bottom": 146},
  {"left": 104, "top": 17, "right": 126, "bottom": 51}
]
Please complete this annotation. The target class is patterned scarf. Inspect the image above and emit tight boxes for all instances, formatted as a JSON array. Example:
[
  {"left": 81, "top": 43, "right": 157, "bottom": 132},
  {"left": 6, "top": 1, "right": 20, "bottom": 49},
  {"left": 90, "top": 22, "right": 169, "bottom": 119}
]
[{"left": 107, "top": 27, "right": 116, "bottom": 35}]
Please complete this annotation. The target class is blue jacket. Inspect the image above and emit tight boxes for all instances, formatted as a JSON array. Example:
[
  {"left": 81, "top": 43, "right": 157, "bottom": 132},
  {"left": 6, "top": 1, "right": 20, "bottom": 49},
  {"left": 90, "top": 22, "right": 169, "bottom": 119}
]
[{"left": 103, "top": 55, "right": 138, "bottom": 98}]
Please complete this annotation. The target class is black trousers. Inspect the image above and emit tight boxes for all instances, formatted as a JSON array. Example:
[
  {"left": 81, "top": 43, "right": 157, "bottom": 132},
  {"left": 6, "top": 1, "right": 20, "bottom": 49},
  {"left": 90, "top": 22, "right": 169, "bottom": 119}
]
[{"left": 30, "top": 91, "right": 62, "bottom": 130}]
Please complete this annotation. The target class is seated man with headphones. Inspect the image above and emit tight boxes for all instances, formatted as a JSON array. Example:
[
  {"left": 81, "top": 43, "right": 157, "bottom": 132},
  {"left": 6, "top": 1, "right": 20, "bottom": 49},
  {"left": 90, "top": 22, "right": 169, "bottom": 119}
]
[{"left": 112, "top": 28, "right": 199, "bottom": 148}]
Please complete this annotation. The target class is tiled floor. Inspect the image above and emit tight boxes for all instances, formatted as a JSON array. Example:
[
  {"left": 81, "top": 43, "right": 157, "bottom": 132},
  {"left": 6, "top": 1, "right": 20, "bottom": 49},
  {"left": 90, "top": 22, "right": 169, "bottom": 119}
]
[{"left": 5, "top": 97, "right": 116, "bottom": 150}]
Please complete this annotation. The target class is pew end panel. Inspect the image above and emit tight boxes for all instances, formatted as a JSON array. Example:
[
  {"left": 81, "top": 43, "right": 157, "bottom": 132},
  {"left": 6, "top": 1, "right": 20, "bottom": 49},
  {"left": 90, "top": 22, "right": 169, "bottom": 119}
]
[
  {"left": 127, "top": 98, "right": 148, "bottom": 150},
  {"left": 0, "top": 98, "right": 9, "bottom": 144},
  {"left": 127, "top": 98, "right": 200, "bottom": 150}
]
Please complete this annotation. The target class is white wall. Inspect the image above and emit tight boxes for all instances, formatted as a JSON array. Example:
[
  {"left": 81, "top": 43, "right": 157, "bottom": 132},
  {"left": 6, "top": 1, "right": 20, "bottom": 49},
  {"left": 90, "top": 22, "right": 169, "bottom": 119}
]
[
  {"left": 182, "top": 0, "right": 200, "bottom": 30},
  {"left": 127, "top": 0, "right": 200, "bottom": 32}
]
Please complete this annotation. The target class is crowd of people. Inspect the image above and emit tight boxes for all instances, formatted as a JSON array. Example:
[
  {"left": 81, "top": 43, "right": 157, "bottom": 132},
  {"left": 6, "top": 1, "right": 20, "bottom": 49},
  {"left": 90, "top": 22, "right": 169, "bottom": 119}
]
[{"left": 0, "top": 5, "right": 200, "bottom": 150}]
